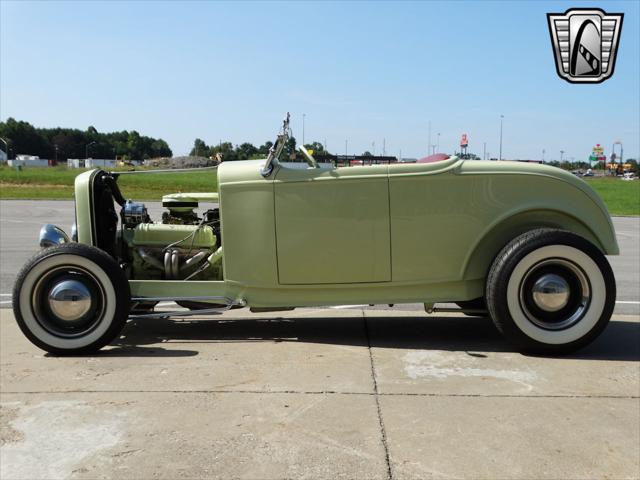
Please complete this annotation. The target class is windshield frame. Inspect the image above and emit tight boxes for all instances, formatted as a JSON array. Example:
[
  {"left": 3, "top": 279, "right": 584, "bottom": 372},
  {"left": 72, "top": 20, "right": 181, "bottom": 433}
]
[{"left": 261, "top": 113, "right": 290, "bottom": 177}]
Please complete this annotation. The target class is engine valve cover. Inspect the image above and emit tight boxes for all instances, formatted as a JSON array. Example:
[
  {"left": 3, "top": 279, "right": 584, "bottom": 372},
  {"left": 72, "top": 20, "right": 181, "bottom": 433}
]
[{"left": 130, "top": 224, "right": 216, "bottom": 248}]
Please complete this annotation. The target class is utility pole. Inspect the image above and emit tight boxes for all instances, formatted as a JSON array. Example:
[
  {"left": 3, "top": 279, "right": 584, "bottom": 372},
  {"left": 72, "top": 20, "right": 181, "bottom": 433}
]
[
  {"left": 382, "top": 138, "right": 386, "bottom": 156},
  {"left": 302, "top": 113, "right": 306, "bottom": 146},
  {"left": 499, "top": 114, "right": 504, "bottom": 161},
  {"left": 542, "top": 149, "right": 546, "bottom": 163},
  {"left": 560, "top": 150, "right": 564, "bottom": 162},
  {"left": 483, "top": 142, "right": 486, "bottom": 160},
  {"left": 345, "top": 139, "right": 348, "bottom": 157},
  {"left": 372, "top": 141, "right": 375, "bottom": 156}
]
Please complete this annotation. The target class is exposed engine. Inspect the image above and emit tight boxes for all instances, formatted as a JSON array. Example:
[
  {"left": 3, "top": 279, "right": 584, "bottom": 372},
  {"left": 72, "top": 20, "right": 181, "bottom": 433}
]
[{"left": 118, "top": 197, "right": 222, "bottom": 281}]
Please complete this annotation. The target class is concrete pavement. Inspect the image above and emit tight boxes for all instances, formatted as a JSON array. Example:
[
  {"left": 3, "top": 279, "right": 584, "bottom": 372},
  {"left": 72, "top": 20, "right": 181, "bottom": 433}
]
[
  {"left": 1, "top": 200, "right": 639, "bottom": 479},
  {"left": 1, "top": 307, "right": 638, "bottom": 479}
]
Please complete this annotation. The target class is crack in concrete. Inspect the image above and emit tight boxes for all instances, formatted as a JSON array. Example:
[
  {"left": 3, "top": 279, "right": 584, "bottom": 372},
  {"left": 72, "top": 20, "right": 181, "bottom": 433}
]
[
  {"left": 363, "top": 312, "right": 394, "bottom": 480},
  {"left": 2, "top": 390, "right": 637, "bottom": 399}
]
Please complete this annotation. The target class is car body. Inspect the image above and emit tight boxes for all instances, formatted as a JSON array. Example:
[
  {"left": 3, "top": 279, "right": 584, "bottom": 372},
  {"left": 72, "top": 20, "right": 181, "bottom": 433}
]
[
  {"left": 70, "top": 152, "right": 617, "bottom": 306},
  {"left": 13, "top": 115, "right": 618, "bottom": 355}
]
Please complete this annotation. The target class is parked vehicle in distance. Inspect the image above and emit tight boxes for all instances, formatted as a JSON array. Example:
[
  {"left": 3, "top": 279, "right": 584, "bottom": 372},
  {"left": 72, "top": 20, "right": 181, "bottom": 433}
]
[{"left": 13, "top": 114, "right": 618, "bottom": 356}]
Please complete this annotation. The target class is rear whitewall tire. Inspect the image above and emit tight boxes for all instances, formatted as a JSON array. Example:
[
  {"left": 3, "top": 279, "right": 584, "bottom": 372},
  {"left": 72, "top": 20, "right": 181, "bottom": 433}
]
[
  {"left": 486, "top": 229, "right": 616, "bottom": 354},
  {"left": 13, "top": 244, "right": 130, "bottom": 355},
  {"left": 507, "top": 245, "right": 605, "bottom": 345}
]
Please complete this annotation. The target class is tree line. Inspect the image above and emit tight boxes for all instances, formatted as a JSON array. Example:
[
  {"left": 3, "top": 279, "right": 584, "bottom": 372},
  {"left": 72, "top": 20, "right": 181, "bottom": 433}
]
[
  {"left": 189, "top": 137, "right": 330, "bottom": 161},
  {"left": 0, "top": 118, "right": 172, "bottom": 161},
  {"left": 0, "top": 118, "right": 335, "bottom": 163}
]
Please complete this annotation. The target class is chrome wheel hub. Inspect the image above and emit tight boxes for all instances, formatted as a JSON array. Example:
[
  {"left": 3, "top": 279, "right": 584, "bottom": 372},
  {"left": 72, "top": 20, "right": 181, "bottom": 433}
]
[
  {"left": 48, "top": 280, "right": 92, "bottom": 321},
  {"left": 519, "top": 259, "right": 591, "bottom": 331},
  {"left": 532, "top": 274, "right": 570, "bottom": 312},
  {"left": 31, "top": 266, "right": 105, "bottom": 338}
]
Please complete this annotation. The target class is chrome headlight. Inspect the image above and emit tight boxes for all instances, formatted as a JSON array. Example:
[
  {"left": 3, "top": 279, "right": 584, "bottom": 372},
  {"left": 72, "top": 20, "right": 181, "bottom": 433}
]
[{"left": 39, "top": 224, "right": 70, "bottom": 249}]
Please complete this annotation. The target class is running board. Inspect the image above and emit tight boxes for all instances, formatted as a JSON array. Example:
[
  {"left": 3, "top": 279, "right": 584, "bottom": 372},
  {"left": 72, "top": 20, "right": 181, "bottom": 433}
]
[{"left": 129, "top": 296, "right": 245, "bottom": 319}]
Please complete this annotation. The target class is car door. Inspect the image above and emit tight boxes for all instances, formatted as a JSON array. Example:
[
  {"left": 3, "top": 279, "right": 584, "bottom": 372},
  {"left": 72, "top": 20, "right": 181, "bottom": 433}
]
[{"left": 274, "top": 163, "right": 391, "bottom": 284}]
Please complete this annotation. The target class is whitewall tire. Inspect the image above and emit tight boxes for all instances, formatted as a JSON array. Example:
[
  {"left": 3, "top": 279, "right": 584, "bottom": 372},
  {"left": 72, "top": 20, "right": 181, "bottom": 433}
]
[
  {"left": 12, "top": 243, "right": 130, "bottom": 355},
  {"left": 486, "top": 229, "right": 616, "bottom": 354}
]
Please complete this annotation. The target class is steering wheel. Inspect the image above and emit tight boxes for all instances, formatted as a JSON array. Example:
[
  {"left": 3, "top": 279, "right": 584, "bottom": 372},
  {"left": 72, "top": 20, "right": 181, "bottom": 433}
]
[{"left": 299, "top": 145, "right": 318, "bottom": 168}]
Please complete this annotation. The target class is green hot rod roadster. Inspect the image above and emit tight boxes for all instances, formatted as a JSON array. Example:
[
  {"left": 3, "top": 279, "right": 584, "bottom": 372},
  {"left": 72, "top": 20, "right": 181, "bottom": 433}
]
[{"left": 13, "top": 115, "right": 618, "bottom": 355}]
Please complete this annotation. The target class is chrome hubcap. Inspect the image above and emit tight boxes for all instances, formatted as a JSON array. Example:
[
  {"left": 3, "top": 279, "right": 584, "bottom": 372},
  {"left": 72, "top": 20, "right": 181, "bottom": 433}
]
[
  {"left": 47, "top": 279, "right": 92, "bottom": 322},
  {"left": 31, "top": 266, "right": 105, "bottom": 338},
  {"left": 532, "top": 274, "right": 570, "bottom": 312},
  {"left": 520, "top": 259, "right": 591, "bottom": 331}
]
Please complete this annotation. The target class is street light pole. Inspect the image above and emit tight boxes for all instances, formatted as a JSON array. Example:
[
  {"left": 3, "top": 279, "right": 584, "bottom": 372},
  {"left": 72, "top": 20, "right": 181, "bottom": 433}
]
[
  {"left": 483, "top": 142, "right": 486, "bottom": 160},
  {"left": 542, "top": 149, "right": 545, "bottom": 163},
  {"left": 560, "top": 150, "right": 564, "bottom": 162},
  {"left": 86, "top": 141, "right": 96, "bottom": 160},
  {"left": 613, "top": 140, "right": 623, "bottom": 166},
  {"left": 499, "top": 114, "right": 504, "bottom": 161},
  {"left": 302, "top": 113, "right": 306, "bottom": 146}
]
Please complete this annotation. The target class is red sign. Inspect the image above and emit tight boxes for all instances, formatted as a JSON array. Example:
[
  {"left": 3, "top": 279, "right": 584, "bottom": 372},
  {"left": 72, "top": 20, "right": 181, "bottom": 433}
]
[{"left": 460, "top": 134, "right": 468, "bottom": 148}]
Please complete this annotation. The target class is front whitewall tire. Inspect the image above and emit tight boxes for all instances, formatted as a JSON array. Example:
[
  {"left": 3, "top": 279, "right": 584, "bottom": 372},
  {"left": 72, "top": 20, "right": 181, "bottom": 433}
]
[
  {"left": 13, "top": 244, "right": 130, "bottom": 355},
  {"left": 18, "top": 255, "right": 117, "bottom": 350}
]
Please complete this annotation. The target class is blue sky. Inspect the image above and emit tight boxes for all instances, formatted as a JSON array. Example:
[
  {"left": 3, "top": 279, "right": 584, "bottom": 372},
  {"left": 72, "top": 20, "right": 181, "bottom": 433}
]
[{"left": 1, "top": 1, "right": 638, "bottom": 160}]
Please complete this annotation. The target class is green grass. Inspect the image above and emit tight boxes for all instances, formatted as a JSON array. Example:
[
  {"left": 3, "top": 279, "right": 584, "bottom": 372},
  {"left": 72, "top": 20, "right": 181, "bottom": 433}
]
[
  {"left": 1, "top": 166, "right": 638, "bottom": 216},
  {"left": 583, "top": 177, "right": 640, "bottom": 216},
  {"left": 0, "top": 165, "right": 218, "bottom": 201}
]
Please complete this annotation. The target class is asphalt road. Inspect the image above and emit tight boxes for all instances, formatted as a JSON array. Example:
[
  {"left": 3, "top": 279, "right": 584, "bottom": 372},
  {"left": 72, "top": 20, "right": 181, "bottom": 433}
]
[{"left": 1, "top": 200, "right": 638, "bottom": 314}]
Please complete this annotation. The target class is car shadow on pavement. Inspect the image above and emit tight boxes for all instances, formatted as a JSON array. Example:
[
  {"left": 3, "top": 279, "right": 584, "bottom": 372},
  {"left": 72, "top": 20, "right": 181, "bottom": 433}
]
[
  {"left": 110, "top": 314, "right": 639, "bottom": 362},
  {"left": 44, "top": 346, "right": 199, "bottom": 358}
]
